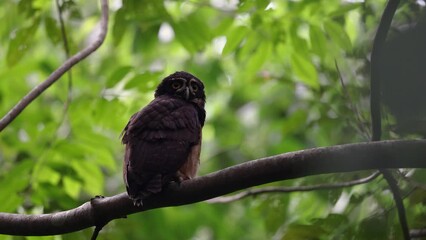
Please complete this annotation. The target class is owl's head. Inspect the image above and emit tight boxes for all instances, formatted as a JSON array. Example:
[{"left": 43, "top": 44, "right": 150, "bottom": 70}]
[{"left": 155, "top": 71, "right": 206, "bottom": 105}]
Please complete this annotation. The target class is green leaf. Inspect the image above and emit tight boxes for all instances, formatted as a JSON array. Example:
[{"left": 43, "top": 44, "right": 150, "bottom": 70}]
[
  {"left": 357, "top": 217, "right": 388, "bottom": 239},
  {"left": 44, "top": 16, "right": 61, "bottom": 45},
  {"left": 32, "top": 0, "right": 51, "bottom": 10},
  {"left": 283, "top": 223, "right": 327, "bottom": 239},
  {"left": 63, "top": 176, "right": 81, "bottom": 199},
  {"left": 239, "top": 31, "right": 260, "bottom": 60},
  {"left": 222, "top": 26, "right": 248, "bottom": 55},
  {"left": 324, "top": 20, "right": 352, "bottom": 51},
  {"left": 244, "top": 40, "right": 272, "bottom": 78},
  {"left": 291, "top": 53, "right": 319, "bottom": 88},
  {"left": 124, "top": 72, "right": 161, "bottom": 91},
  {"left": 0, "top": 160, "right": 33, "bottom": 211},
  {"left": 288, "top": 21, "right": 310, "bottom": 57},
  {"left": 172, "top": 12, "right": 211, "bottom": 53},
  {"left": 213, "top": 17, "right": 234, "bottom": 36},
  {"left": 35, "top": 166, "right": 61, "bottom": 185},
  {"left": 0, "top": 195, "right": 24, "bottom": 213},
  {"left": 106, "top": 66, "right": 134, "bottom": 88},
  {"left": 6, "top": 17, "right": 40, "bottom": 66},
  {"left": 71, "top": 160, "right": 103, "bottom": 195},
  {"left": 309, "top": 25, "right": 328, "bottom": 58},
  {"left": 255, "top": 0, "right": 270, "bottom": 10},
  {"left": 171, "top": 20, "right": 197, "bottom": 53},
  {"left": 282, "top": 110, "right": 308, "bottom": 136},
  {"left": 112, "top": 8, "right": 128, "bottom": 46},
  {"left": 26, "top": 236, "right": 58, "bottom": 240},
  {"left": 328, "top": 3, "right": 362, "bottom": 17}
]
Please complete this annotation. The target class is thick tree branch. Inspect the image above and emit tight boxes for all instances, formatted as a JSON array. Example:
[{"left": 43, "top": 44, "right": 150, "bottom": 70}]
[
  {"left": 0, "top": 0, "right": 109, "bottom": 132},
  {"left": 0, "top": 139, "right": 425, "bottom": 236},
  {"left": 207, "top": 171, "right": 381, "bottom": 204}
]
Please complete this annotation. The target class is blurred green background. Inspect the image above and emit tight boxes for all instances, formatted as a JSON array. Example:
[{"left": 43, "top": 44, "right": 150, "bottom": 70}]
[{"left": 1, "top": 0, "right": 426, "bottom": 239}]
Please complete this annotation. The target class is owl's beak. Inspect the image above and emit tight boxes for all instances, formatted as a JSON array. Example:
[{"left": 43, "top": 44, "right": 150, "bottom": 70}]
[{"left": 184, "top": 87, "right": 190, "bottom": 100}]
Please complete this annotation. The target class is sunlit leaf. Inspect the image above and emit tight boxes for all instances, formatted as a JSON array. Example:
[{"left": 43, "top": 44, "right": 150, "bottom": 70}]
[
  {"left": 124, "top": 72, "right": 161, "bottom": 91},
  {"left": 324, "top": 20, "right": 352, "bottom": 51},
  {"left": 0, "top": 160, "right": 33, "bottom": 211},
  {"left": 171, "top": 20, "right": 197, "bottom": 53},
  {"left": 32, "top": 0, "right": 51, "bottom": 10},
  {"left": 112, "top": 8, "right": 128, "bottom": 46},
  {"left": 63, "top": 176, "right": 82, "bottom": 199},
  {"left": 172, "top": 11, "right": 211, "bottom": 53},
  {"left": 309, "top": 25, "right": 328, "bottom": 58},
  {"left": 71, "top": 160, "right": 104, "bottom": 195},
  {"left": 244, "top": 40, "right": 272, "bottom": 78},
  {"left": 6, "top": 17, "right": 40, "bottom": 66},
  {"left": 328, "top": 3, "right": 362, "bottom": 17},
  {"left": 222, "top": 26, "right": 248, "bottom": 55},
  {"left": 106, "top": 66, "right": 134, "bottom": 88},
  {"left": 213, "top": 17, "right": 234, "bottom": 36},
  {"left": 290, "top": 53, "right": 319, "bottom": 88},
  {"left": 44, "top": 16, "right": 61, "bottom": 45},
  {"left": 35, "top": 166, "right": 61, "bottom": 185}
]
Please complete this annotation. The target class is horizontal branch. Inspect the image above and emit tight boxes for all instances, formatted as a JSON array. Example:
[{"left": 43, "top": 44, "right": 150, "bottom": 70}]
[{"left": 1, "top": 139, "right": 426, "bottom": 236}]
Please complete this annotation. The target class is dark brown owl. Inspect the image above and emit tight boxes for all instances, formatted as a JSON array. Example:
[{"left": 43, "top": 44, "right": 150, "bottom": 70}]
[{"left": 121, "top": 71, "right": 206, "bottom": 206}]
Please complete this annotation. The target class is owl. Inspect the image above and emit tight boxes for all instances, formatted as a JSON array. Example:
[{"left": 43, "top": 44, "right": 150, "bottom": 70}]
[{"left": 121, "top": 71, "right": 206, "bottom": 206}]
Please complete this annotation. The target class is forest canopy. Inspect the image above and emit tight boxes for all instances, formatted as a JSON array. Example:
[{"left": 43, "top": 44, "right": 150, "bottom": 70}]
[{"left": 0, "top": 0, "right": 426, "bottom": 239}]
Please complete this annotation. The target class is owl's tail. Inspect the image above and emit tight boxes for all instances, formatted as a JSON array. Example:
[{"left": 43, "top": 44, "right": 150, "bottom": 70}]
[{"left": 127, "top": 174, "right": 163, "bottom": 207}]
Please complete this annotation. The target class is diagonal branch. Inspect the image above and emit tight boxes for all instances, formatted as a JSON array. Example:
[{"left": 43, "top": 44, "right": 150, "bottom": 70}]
[
  {"left": 207, "top": 171, "right": 381, "bottom": 204},
  {"left": 0, "top": 139, "right": 425, "bottom": 236},
  {"left": 370, "top": 0, "right": 399, "bottom": 141},
  {"left": 369, "top": 0, "right": 408, "bottom": 239},
  {"left": 0, "top": 0, "right": 109, "bottom": 132}
]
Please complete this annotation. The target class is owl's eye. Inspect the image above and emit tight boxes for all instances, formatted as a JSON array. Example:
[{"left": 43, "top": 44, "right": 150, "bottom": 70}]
[
  {"left": 191, "top": 83, "right": 199, "bottom": 92},
  {"left": 172, "top": 82, "right": 182, "bottom": 89}
]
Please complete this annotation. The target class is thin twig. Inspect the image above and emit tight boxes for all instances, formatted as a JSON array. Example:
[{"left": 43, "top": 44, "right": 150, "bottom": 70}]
[
  {"left": 207, "top": 171, "right": 381, "bottom": 203},
  {"left": 381, "top": 170, "right": 410, "bottom": 239},
  {"left": 55, "top": 0, "right": 73, "bottom": 130},
  {"left": 0, "top": 0, "right": 109, "bottom": 132},
  {"left": 335, "top": 60, "right": 371, "bottom": 140},
  {"left": 369, "top": 0, "right": 408, "bottom": 239}
]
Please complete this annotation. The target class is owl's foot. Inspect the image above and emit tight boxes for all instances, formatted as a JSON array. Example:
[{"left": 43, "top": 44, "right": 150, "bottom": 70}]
[
  {"left": 91, "top": 195, "right": 105, "bottom": 201},
  {"left": 173, "top": 171, "right": 192, "bottom": 184},
  {"left": 132, "top": 198, "right": 143, "bottom": 207},
  {"left": 130, "top": 191, "right": 153, "bottom": 207}
]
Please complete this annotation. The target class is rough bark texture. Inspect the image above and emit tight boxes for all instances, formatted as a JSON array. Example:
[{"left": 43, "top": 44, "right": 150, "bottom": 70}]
[{"left": 0, "top": 139, "right": 425, "bottom": 236}]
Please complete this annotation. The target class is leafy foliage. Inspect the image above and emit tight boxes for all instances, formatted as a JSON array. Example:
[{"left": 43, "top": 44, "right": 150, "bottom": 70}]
[{"left": 0, "top": 0, "right": 425, "bottom": 239}]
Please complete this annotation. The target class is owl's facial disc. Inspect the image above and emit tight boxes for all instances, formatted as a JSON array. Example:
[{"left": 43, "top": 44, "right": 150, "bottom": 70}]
[
  {"left": 171, "top": 78, "right": 189, "bottom": 100},
  {"left": 172, "top": 78, "right": 200, "bottom": 100},
  {"left": 188, "top": 79, "right": 199, "bottom": 95}
]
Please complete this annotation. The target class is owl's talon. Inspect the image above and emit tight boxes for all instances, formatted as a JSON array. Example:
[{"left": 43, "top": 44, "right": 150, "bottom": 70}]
[
  {"left": 91, "top": 195, "right": 105, "bottom": 201},
  {"left": 133, "top": 198, "right": 143, "bottom": 207}
]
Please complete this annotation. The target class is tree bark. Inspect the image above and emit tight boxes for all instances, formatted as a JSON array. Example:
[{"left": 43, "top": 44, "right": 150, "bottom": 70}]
[{"left": 0, "top": 139, "right": 425, "bottom": 236}]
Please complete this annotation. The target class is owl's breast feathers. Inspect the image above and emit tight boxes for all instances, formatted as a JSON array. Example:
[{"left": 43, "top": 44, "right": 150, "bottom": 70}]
[{"left": 122, "top": 95, "right": 205, "bottom": 201}]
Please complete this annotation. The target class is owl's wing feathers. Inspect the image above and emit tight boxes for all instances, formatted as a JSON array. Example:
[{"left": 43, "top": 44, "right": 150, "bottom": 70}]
[{"left": 122, "top": 96, "right": 202, "bottom": 199}]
